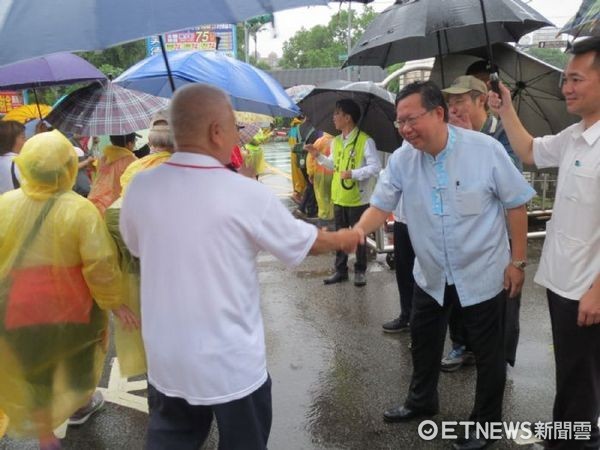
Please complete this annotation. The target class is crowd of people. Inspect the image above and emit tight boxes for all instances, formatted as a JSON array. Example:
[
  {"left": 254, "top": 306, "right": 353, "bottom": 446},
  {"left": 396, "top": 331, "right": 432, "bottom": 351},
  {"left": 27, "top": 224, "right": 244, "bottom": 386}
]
[{"left": 0, "top": 35, "right": 597, "bottom": 450}]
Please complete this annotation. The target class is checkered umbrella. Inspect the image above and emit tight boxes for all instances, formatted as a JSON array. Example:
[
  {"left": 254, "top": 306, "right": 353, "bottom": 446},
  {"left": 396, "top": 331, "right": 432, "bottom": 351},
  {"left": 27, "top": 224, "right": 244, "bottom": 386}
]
[
  {"left": 238, "top": 122, "right": 261, "bottom": 146},
  {"left": 46, "top": 82, "right": 169, "bottom": 135}
]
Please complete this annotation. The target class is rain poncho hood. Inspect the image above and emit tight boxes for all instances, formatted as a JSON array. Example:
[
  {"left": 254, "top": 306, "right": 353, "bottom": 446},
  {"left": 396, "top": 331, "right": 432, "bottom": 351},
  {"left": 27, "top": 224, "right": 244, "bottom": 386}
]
[
  {"left": 14, "top": 130, "right": 78, "bottom": 200},
  {"left": 0, "top": 130, "right": 122, "bottom": 437}
]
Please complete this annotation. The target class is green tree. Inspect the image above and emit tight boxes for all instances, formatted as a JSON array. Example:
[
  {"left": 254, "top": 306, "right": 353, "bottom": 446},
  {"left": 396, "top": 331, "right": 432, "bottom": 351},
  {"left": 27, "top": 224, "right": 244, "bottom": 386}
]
[
  {"left": 78, "top": 40, "right": 148, "bottom": 79},
  {"left": 279, "top": 7, "right": 377, "bottom": 69},
  {"left": 524, "top": 47, "right": 570, "bottom": 70}
]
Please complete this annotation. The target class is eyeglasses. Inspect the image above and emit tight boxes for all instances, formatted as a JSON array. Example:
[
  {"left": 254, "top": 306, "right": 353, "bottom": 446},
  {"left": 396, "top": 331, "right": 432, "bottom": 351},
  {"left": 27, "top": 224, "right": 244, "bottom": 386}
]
[{"left": 393, "top": 110, "right": 430, "bottom": 129}]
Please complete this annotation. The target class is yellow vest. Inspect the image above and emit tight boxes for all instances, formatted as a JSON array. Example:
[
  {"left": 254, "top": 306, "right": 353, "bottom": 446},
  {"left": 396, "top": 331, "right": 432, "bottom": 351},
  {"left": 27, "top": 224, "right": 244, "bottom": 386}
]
[{"left": 331, "top": 130, "right": 369, "bottom": 207}]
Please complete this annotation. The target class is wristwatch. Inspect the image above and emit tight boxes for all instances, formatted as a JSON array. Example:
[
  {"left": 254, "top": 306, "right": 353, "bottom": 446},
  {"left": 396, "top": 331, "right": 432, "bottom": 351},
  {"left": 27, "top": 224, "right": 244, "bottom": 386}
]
[{"left": 511, "top": 260, "right": 527, "bottom": 271}]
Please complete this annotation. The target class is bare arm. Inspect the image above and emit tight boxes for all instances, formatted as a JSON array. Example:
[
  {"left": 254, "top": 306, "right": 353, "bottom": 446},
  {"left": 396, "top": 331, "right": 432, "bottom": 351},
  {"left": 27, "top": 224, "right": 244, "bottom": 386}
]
[
  {"left": 504, "top": 205, "right": 528, "bottom": 298},
  {"left": 488, "top": 82, "right": 535, "bottom": 166},
  {"left": 579, "top": 273, "right": 600, "bottom": 327},
  {"left": 309, "top": 228, "right": 365, "bottom": 255},
  {"left": 353, "top": 206, "right": 390, "bottom": 236}
]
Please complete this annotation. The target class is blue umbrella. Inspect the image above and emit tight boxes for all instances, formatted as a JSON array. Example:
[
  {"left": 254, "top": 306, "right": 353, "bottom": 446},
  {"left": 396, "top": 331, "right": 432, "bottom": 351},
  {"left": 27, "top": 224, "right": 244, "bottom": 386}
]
[
  {"left": 115, "top": 51, "right": 300, "bottom": 117},
  {"left": 0, "top": 0, "right": 328, "bottom": 67}
]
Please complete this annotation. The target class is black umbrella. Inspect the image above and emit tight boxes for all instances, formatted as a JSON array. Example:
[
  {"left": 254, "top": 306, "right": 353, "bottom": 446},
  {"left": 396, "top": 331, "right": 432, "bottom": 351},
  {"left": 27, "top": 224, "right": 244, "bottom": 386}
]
[
  {"left": 559, "top": 0, "right": 600, "bottom": 38},
  {"left": 429, "top": 43, "right": 578, "bottom": 137},
  {"left": 297, "top": 80, "right": 402, "bottom": 153},
  {"left": 344, "top": 0, "right": 552, "bottom": 86}
]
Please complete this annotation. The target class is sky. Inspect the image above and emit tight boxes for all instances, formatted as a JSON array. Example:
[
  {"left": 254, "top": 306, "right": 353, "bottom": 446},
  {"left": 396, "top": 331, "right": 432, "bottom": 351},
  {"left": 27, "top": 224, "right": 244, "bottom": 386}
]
[{"left": 254, "top": 0, "right": 583, "bottom": 58}]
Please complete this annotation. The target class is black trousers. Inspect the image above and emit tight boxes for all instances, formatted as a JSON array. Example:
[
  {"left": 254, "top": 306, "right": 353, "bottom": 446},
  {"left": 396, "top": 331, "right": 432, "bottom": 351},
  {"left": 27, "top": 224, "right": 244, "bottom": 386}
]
[
  {"left": 547, "top": 290, "right": 600, "bottom": 450},
  {"left": 333, "top": 204, "right": 368, "bottom": 273},
  {"left": 299, "top": 178, "right": 317, "bottom": 217},
  {"left": 448, "top": 291, "right": 522, "bottom": 366},
  {"left": 406, "top": 285, "right": 506, "bottom": 423},
  {"left": 393, "top": 221, "right": 415, "bottom": 322},
  {"left": 145, "top": 377, "right": 272, "bottom": 450}
]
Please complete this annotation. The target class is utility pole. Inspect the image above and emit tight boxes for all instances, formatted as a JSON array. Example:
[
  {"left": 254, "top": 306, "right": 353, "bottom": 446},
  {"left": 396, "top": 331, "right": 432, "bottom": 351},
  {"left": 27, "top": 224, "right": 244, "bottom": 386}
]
[
  {"left": 347, "top": 1, "right": 352, "bottom": 81},
  {"left": 244, "top": 21, "right": 249, "bottom": 63}
]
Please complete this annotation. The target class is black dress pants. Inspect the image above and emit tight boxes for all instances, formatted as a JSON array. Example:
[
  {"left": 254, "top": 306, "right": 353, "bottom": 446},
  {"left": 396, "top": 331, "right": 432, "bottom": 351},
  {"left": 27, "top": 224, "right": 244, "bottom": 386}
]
[
  {"left": 393, "top": 221, "right": 415, "bottom": 322},
  {"left": 448, "top": 291, "right": 521, "bottom": 366},
  {"left": 547, "top": 290, "right": 600, "bottom": 450},
  {"left": 333, "top": 203, "right": 368, "bottom": 273},
  {"left": 405, "top": 285, "right": 506, "bottom": 423},
  {"left": 145, "top": 377, "right": 272, "bottom": 450}
]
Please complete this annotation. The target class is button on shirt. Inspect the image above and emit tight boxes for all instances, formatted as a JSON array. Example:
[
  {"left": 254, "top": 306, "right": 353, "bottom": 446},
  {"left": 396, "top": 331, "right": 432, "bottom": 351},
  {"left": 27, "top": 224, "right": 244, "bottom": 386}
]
[
  {"left": 120, "top": 152, "right": 318, "bottom": 405},
  {"left": 370, "top": 125, "right": 535, "bottom": 306},
  {"left": 533, "top": 120, "right": 600, "bottom": 300}
]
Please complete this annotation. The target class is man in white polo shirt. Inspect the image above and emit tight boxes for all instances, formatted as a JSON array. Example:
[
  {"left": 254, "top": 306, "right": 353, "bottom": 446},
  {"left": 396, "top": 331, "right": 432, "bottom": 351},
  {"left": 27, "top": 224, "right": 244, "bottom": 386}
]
[
  {"left": 120, "top": 83, "right": 363, "bottom": 450},
  {"left": 490, "top": 36, "right": 600, "bottom": 450}
]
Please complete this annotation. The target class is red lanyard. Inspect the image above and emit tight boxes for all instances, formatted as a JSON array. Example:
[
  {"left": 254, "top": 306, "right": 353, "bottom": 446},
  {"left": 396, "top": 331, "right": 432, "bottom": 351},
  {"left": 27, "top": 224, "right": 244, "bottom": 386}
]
[{"left": 164, "top": 162, "right": 228, "bottom": 170}]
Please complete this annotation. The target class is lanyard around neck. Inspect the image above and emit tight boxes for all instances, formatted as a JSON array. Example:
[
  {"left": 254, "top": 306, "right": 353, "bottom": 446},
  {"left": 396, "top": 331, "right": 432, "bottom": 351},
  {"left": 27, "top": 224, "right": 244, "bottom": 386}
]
[{"left": 164, "top": 162, "right": 227, "bottom": 170}]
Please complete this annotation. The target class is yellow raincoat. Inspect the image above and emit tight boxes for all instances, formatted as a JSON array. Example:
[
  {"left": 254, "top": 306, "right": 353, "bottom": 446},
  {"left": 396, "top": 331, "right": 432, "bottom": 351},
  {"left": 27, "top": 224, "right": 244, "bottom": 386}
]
[
  {"left": 288, "top": 118, "right": 306, "bottom": 195},
  {"left": 309, "top": 133, "right": 334, "bottom": 220},
  {"left": 88, "top": 144, "right": 137, "bottom": 216},
  {"left": 0, "top": 409, "right": 8, "bottom": 438},
  {"left": 105, "top": 151, "right": 171, "bottom": 378},
  {"left": 244, "top": 129, "right": 269, "bottom": 175},
  {"left": 0, "top": 131, "right": 121, "bottom": 438}
]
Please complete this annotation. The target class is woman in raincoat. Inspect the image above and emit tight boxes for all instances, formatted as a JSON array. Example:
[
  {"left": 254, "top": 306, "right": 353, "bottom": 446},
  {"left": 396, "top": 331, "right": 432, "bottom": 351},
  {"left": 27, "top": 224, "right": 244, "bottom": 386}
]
[
  {"left": 307, "top": 133, "right": 334, "bottom": 225},
  {"left": 105, "top": 110, "right": 174, "bottom": 379},
  {"left": 0, "top": 131, "right": 138, "bottom": 449},
  {"left": 87, "top": 133, "right": 138, "bottom": 215},
  {"left": 243, "top": 128, "right": 270, "bottom": 177},
  {"left": 288, "top": 117, "right": 306, "bottom": 201}
]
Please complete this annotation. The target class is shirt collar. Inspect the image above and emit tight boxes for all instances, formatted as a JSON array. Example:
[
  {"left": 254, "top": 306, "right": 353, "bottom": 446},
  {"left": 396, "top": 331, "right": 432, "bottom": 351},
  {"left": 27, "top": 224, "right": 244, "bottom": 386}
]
[
  {"left": 342, "top": 127, "right": 359, "bottom": 142},
  {"left": 170, "top": 151, "right": 224, "bottom": 166},
  {"left": 425, "top": 125, "right": 455, "bottom": 163},
  {"left": 581, "top": 119, "right": 600, "bottom": 147}
]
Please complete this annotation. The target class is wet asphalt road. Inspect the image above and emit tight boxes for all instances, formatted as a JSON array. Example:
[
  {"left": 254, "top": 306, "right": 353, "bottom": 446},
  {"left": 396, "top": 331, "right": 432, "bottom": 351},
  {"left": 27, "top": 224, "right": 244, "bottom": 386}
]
[{"left": 2, "top": 143, "right": 560, "bottom": 449}]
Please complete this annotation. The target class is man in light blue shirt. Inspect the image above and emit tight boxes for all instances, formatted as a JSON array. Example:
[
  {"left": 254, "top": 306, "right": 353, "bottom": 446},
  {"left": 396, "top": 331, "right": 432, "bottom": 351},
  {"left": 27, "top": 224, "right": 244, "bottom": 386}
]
[{"left": 354, "top": 81, "right": 534, "bottom": 450}]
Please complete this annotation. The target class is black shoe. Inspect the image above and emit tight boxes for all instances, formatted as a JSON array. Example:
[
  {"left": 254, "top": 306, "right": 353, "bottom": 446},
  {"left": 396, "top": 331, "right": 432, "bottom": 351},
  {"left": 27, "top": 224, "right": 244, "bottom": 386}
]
[
  {"left": 383, "top": 405, "right": 436, "bottom": 423},
  {"left": 452, "top": 433, "right": 495, "bottom": 450},
  {"left": 323, "top": 272, "right": 349, "bottom": 285},
  {"left": 354, "top": 271, "right": 367, "bottom": 286},
  {"left": 382, "top": 317, "right": 410, "bottom": 333}
]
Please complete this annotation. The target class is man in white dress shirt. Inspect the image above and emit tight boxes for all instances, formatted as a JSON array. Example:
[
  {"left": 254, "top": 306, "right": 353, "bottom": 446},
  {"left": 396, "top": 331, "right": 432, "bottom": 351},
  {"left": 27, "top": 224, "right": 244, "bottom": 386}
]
[
  {"left": 490, "top": 36, "right": 600, "bottom": 450},
  {"left": 120, "top": 83, "right": 363, "bottom": 450}
]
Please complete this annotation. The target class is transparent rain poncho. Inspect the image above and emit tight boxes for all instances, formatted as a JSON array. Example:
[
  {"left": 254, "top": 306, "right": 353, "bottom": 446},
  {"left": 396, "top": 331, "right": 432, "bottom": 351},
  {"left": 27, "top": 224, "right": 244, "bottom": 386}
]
[
  {"left": 105, "top": 150, "right": 171, "bottom": 378},
  {"left": 0, "top": 131, "right": 122, "bottom": 437},
  {"left": 244, "top": 129, "right": 270, "bottom": 175},
  {"left": 310, "top": 134, "right": 334, "bottom": 220},
  {"left": 87, "top": 144, "right": 137, "bottom": 216}
]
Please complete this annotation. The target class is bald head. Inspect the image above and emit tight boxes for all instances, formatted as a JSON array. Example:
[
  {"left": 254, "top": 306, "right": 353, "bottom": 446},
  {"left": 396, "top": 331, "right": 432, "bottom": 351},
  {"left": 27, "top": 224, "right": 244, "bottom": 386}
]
[{"left": 170, "top": 84, "right": 238, "bottom": 162}]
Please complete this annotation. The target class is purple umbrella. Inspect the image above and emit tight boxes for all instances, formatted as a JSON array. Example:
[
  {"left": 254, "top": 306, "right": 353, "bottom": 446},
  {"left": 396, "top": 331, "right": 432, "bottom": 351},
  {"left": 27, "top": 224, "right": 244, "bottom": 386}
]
[
  {"left": 0, "top": 52, "right": 106, "bottom": 119},
  {"left": 0, "top": 52, "right": 105, "bottom": 90}
]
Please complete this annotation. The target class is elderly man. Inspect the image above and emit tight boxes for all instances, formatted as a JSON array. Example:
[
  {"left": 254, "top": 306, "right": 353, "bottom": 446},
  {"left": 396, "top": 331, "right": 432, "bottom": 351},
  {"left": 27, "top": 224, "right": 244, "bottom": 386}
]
[
  {"left": 489, "top": 36, "right": 600, "bottom": 450},
  {"left": 439, "top": 75, "right": 524, "bottom": 371},
  {"left": 307, "top": 99, "right": 382, "bottom": 287},
  {"left": 354, "top": 81, "right": 534, "bottom": 450},
  {"left": 120, "top": 84, "right": 363, "bottom": 450}
]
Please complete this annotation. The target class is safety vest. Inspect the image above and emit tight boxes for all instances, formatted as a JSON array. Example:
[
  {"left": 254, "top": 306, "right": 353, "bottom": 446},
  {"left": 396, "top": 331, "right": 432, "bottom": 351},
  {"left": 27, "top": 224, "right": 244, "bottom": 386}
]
[{"left": 331, "top": 130, "right": 369, "bottom": 207}]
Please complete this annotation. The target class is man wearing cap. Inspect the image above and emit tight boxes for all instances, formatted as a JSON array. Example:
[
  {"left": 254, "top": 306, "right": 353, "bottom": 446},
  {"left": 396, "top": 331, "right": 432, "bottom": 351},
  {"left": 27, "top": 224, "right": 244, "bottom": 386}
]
[
  {"left": 88, "top": 133, "right": 138, "bottom": 215},
  {"left": 439, "top": 75, "right": 525, "bottom": 372}
]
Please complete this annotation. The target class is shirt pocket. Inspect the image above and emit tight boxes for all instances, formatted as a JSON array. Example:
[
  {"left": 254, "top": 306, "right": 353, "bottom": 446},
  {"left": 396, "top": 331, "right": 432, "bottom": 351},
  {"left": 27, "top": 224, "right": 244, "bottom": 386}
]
[
  {"left": 455, "top": 188, "right": 484, "bottom": 216},
  {"left": 557, "top": 167, "right": 600, "bottom": 242}
]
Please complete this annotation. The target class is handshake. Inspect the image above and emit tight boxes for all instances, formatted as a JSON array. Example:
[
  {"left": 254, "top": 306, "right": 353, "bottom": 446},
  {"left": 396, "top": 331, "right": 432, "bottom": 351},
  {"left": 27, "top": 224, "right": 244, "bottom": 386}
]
[{"left": 335, "top": 227, "right": 365, "bottom": 254}]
